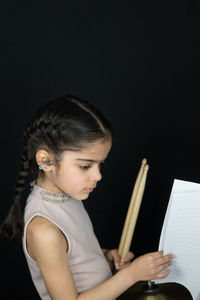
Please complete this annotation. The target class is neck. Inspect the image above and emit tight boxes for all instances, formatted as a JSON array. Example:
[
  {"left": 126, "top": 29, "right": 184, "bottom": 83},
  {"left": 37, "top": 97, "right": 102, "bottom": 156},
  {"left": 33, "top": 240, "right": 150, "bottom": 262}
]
[{"left": 36, "top": 174, "right": 63, "bottom": 194}]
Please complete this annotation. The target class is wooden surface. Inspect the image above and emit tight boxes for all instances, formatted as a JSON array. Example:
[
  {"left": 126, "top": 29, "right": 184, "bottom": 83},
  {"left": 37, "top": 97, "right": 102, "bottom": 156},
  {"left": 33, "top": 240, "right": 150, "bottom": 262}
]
[{"left": 117, "top": 281, "right": 192, "bottom": 300}]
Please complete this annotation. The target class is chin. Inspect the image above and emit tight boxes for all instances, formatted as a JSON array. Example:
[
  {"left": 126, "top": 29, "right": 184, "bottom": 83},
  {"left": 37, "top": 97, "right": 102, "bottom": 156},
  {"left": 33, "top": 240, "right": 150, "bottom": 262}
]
[
  {"left": 76, "top": 194, "right": 89, "bottom": 201},
  {"left": 70, "top": 194, "right": 87, "bottom": 201}
]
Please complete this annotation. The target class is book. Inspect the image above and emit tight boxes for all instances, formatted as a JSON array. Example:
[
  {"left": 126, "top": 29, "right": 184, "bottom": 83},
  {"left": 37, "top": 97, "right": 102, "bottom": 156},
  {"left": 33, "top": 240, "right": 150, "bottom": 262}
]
[{"left": 156, "top": 179, "right": 200, "bottom": 300}]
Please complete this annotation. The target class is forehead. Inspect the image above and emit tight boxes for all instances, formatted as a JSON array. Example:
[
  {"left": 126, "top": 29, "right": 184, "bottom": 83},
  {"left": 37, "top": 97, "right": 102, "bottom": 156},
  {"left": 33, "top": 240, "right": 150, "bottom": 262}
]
[{"left": 62, "top": 139, "right": 112, "bottom": 161}]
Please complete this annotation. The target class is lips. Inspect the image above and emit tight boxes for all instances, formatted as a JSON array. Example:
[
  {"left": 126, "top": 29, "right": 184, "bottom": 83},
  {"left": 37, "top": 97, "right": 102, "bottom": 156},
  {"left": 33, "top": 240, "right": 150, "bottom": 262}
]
[
  {"left": 85, "top": 186, "right": 96, "bottom": 193},
  {"left": 86, "top": 188, "right": 93, "bottom": 193}
]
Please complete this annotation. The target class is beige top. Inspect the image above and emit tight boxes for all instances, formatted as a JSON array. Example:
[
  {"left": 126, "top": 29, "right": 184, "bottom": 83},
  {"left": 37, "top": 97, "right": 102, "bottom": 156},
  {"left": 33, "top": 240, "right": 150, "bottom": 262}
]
[{"left": 23, "top": 184, "right": 112, "bottom": 300}]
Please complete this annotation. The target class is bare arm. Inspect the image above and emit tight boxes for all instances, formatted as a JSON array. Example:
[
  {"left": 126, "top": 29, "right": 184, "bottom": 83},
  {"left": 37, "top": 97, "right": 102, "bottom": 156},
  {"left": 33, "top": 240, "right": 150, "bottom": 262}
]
[{"left": 27, "top": 217, "right": 174, "bottom": 300}]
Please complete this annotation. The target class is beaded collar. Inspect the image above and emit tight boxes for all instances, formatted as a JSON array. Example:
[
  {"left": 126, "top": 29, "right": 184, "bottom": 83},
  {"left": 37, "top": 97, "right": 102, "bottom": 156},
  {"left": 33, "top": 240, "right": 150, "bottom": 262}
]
[{"left": 42, "top": 191, "right": 70, "bottom": 204}]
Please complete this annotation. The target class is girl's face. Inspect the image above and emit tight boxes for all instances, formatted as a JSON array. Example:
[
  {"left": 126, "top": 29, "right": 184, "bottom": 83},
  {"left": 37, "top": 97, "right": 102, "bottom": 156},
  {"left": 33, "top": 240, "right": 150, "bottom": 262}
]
[{"left": 39, "top": 139, "right": 112, "bottom": 200}]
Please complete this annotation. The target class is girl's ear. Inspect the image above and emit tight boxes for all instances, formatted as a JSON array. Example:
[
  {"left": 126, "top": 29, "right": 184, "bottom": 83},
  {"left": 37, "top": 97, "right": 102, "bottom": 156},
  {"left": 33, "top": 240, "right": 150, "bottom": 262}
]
[{"left": 36, "top": 150, "right": 53, "bottom": 171}]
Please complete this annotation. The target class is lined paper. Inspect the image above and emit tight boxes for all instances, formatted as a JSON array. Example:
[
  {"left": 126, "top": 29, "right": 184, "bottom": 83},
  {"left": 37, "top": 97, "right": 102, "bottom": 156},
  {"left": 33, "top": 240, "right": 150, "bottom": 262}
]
[{"left": 156, "top": 179, "right": 200, "bottom": 300}]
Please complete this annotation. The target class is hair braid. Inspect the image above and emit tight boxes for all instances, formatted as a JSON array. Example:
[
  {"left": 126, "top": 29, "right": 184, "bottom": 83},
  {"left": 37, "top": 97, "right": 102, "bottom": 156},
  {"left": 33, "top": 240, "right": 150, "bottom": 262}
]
[
  {"left": 14, "top": 149, "right": 31, "bottom": 197},
  {"left": 0, "top": 130, "right": 37, "bottom": 244}
]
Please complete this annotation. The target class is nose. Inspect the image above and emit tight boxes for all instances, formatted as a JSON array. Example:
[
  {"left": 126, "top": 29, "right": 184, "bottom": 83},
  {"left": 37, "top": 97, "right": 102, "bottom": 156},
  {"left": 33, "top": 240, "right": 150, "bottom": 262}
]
[{"left": 90, "top": 166, "right": 102, "bottom": 182}]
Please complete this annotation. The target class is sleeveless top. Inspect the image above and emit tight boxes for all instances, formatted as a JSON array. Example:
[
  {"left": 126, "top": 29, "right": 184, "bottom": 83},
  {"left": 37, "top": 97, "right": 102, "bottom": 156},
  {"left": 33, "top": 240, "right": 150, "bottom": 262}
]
[{"left": 23, "top": 184, "right": 112, "bottom": 300}]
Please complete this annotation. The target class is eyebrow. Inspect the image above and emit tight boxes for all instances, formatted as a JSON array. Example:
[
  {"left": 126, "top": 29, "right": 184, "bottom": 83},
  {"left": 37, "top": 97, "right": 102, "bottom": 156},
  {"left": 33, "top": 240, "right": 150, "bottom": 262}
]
[{"left": 76, "top": 159, "right": 104, "bottom": 163}]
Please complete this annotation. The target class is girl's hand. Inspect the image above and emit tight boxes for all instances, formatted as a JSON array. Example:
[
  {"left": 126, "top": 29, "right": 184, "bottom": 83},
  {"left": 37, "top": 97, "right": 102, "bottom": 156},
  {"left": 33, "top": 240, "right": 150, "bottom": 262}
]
[
  {"left": 104, "top": 249, "right": 134, "bottom": 272},
  {"left": 128, "top": 250, "right": 175, "bottom": 282}
]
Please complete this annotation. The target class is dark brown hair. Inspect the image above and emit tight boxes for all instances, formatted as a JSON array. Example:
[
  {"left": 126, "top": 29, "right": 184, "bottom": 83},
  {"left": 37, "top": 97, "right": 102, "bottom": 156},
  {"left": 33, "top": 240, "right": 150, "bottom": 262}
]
[{"left": 0, "top": 95, "right": 113, "bottom": 244}]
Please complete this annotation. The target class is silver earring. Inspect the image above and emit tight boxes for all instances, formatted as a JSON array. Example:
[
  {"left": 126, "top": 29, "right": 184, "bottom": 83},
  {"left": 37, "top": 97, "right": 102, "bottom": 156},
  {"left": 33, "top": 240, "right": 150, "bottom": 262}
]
[{"left": 39, "top": 162, "right": 50, "bottom": 170}]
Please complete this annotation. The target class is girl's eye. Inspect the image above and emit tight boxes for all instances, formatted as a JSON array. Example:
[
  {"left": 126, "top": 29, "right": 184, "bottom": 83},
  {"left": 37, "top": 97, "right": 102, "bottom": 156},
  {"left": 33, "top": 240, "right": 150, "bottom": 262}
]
[{"left": 80, "top": 165, "right": 91, "bottom": 170}]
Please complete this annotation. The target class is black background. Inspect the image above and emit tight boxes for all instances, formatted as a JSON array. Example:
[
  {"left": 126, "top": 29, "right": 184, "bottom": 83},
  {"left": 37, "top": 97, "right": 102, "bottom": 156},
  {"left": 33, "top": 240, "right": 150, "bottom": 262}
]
[{"left": 0, "top": 1, "right": 200, "bottom": 299}]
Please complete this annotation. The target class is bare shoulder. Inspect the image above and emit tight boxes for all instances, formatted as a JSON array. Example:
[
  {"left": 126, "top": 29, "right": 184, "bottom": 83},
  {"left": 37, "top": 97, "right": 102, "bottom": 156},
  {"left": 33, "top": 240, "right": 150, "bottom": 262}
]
[{"left": 26, "top": 216, "right": 68, "bottom": 260}]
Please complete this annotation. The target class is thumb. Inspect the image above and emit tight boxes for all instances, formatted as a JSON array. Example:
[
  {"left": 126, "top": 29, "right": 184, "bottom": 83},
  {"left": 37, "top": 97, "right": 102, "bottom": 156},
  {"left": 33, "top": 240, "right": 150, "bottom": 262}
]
[{"left": 109, "top": 250, "right": 121, "bottom": 269}]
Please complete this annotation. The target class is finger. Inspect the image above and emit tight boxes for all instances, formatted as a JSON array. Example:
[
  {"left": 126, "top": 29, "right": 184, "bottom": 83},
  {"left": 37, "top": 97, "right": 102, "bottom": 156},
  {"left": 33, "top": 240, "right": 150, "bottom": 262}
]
[
  {"left": 151, "top": 250, "right": 164, "bottom": 259},
  {"left": 117, "top": 262, "right": 131, "bottom": 270},
  {"left": 157, "top": 260, "right": 173, "bottom": 273},
  {"left": 110, "top": 250, "right": 121, "bottom": 266},
  {"left": 121, "top": 252, "right": 134, "bottom": 263},
  {"left": 156, "top": 254, "right": 175, "bottom": 265},
  {"left": 113, "top": 254, "right": 121, "bottom": 264},
  {"left": 155, "top": 269, "right": 171, "bottom": 279}
]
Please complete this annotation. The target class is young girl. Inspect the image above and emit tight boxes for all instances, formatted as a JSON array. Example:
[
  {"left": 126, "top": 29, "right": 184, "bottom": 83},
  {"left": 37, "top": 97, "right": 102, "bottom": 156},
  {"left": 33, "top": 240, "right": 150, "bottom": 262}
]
[{"left": 1, "top": 95, "right": 174, "bottom": 300}]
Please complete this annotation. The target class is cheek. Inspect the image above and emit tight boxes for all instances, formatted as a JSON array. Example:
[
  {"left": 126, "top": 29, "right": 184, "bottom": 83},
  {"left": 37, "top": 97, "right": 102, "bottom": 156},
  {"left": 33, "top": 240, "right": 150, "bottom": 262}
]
[{"left": 58, "top": 167, "right": 85, "bottom": 185}]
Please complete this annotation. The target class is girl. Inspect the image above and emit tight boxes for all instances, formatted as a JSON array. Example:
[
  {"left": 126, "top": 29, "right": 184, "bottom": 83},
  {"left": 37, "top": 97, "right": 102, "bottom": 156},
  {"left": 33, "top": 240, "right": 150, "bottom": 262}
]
[{"left": 0, "top": 95, "right": 174, "bottom": 300}]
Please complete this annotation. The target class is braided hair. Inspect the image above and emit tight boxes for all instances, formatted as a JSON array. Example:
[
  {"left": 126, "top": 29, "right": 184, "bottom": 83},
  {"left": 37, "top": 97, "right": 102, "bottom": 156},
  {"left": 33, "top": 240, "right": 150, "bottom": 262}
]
[{"left": 0, "top": 95, "right": 113, "bottom": 244}]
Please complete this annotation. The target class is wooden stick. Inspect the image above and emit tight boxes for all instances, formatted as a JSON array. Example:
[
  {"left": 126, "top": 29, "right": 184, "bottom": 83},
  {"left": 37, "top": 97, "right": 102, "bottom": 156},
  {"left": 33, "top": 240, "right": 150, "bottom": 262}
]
[
  {"left": 118, "top": 159, "right": 147, "bottom": 256},
  {"left": 120, "top": 164, "right": 149, "bottom": 259}
]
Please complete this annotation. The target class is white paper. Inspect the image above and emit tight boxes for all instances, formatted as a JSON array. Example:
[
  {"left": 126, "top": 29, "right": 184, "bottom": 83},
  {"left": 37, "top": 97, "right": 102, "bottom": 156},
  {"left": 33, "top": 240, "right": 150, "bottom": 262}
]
[{"left": 156, "top": 179, "right": 200, "bottom": 300}]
